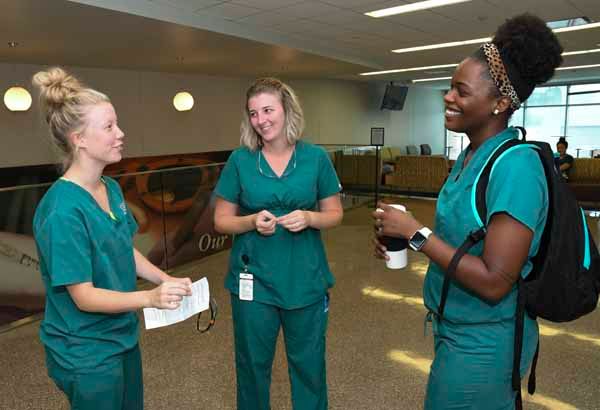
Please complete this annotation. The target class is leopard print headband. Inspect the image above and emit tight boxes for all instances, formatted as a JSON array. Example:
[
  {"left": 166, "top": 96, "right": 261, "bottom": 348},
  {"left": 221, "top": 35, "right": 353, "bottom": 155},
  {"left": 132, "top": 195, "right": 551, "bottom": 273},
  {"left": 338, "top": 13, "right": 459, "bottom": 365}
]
[{"left": 481, "top": 42, "right": 521, "bottom": 111}]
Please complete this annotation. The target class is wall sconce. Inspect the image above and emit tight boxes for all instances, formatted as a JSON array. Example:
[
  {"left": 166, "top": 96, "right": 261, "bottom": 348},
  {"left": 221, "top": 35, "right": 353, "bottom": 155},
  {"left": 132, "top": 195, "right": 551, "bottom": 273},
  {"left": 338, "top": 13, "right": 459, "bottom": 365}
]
[
  {"left": 4, "top": 86, "right": 32, "bottom": 112},
  {"left": 173, "top": 91, "right": 194, "bottom": 111}
]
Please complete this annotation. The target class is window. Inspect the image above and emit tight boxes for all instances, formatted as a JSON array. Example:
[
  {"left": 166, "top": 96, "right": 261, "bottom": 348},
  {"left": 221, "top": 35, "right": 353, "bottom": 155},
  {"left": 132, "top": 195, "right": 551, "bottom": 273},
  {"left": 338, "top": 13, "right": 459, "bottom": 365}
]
[
  {"left": 445, "top": 83, "right": 600, "bottom": 159},
  {"left": 568, "top": 84, "right": 600, "bottom": 105},
  {"left": 526, "top": 86, "right": 567, "bottom": 106},
  {"left": 523, "top": 106, "right": 567, "bottom": 145}
]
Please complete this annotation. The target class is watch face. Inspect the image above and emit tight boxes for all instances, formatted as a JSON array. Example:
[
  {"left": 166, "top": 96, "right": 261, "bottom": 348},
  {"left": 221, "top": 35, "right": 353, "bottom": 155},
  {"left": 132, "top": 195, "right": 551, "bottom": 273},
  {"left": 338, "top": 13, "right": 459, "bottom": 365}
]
[{"left": 410, "top": 231, "right": 428, "bottom": 250}]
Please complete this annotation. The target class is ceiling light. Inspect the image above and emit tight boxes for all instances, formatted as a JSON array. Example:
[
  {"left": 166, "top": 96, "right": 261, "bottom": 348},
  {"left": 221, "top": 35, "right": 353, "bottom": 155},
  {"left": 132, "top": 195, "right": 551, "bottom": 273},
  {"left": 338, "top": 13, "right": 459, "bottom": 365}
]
[
  {"left": 412, "top": 76, "right": 452, "bottom": 83},
  {"left": 392, "top": 37, "right": 491, "bottom": 53},
  {"left": 366, "top": 0, "right": 471, "bottom": 18},
  {"left": 173, "top": 91, "right": 194, "bottom": 111},
  {"left": 556, "top": 64, "right": 600, "bottom": 71},
  {"left": 562, "top": 48, "right": 600, "bottom": 56},
  {"left": 360, "top": 63, "right": 459, "bottom": 76},
  {"left": 4, "top": 86, "right": 32, "bottom": 111}
]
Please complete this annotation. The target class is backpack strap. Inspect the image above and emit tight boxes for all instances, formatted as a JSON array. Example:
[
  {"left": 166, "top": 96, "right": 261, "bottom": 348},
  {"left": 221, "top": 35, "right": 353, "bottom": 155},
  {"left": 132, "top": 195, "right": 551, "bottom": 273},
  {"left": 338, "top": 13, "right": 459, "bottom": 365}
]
[
  {"left": 513, "top": 276, "right": 526, "bottom": 410},
  {"left": 438, "top": 227, "right": 486, "bottom": 318}
]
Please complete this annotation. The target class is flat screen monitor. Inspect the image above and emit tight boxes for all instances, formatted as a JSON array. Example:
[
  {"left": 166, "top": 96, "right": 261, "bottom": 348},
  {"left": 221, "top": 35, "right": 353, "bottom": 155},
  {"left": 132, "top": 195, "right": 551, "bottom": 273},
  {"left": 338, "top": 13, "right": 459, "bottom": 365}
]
[{"left": 381, "top": 84, "right": 408, "bottom": 110}]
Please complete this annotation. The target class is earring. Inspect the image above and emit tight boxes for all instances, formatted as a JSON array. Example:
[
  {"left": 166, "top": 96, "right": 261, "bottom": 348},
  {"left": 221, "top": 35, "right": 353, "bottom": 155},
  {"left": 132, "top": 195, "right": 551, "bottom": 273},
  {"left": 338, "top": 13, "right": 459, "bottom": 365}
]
[{"left": 493, "top": 109, "right": 499, "bottom": 115}]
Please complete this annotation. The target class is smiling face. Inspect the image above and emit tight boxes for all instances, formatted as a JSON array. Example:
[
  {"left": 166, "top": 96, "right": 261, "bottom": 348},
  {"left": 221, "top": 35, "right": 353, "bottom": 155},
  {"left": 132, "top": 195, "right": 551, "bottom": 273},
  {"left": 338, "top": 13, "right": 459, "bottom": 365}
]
[
  {"left": 444, "top": 58, "right": 504, "bottom": 140},
  {"left": 247, "top": 92, "right": 286, "bottom": 145},
  {"left": 77, "top": 102, "right": 124, "bottom": 165},
  {"left": 557, "top": 142, "right": 567, "bottom": 156}
]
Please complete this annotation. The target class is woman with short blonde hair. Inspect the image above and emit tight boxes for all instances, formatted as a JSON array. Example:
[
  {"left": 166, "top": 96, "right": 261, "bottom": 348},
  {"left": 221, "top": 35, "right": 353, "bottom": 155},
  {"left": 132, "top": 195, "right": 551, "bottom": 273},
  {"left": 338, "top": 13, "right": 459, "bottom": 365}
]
[{"left": 240, "top": 77, "right": 304, "bottom": 151}]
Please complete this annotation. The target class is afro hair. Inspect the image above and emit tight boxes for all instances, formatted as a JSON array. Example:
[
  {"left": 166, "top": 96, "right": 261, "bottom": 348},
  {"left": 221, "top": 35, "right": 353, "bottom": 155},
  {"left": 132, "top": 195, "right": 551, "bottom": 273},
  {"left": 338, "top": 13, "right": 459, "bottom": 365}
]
[{"left": 493, "top": 13, "right": 563, "bottom": 86}]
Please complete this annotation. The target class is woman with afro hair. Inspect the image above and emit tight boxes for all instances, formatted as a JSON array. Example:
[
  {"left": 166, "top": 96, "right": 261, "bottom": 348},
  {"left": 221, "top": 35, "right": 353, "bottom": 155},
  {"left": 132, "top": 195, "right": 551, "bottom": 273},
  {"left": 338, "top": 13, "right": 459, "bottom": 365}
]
[{"left": 373, "top": 14, "right": 563, "bottom": 409}]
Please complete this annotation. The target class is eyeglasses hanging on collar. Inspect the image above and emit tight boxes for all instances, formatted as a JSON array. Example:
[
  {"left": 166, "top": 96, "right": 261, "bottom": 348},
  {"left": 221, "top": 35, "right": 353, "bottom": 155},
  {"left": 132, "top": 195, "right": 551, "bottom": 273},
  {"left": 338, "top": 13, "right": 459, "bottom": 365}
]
[{"left": 257, "top": 148, "right": 297, "bottom": 178}]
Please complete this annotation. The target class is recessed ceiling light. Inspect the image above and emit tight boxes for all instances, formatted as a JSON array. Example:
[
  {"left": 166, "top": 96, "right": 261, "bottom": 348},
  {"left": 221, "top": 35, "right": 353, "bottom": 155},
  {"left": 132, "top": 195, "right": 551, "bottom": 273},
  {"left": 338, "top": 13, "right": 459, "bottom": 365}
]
[
  {"left": 392, "top": 37, "right": 491, "bottom": 53},
  {"left": 556, "top": 63, "right": 600, "bottom": 71},
  {"left": 366, "top": 0, "right": 471, "bottom": 18},
  {"left": 360, "top": 63, "right": 459, "bottom": 76},
  {"left": 412, "top": 76, "right": 453, "bottom": 83},
  {"left": 562, "top": 48, "right": 600, "bottom": 56}
]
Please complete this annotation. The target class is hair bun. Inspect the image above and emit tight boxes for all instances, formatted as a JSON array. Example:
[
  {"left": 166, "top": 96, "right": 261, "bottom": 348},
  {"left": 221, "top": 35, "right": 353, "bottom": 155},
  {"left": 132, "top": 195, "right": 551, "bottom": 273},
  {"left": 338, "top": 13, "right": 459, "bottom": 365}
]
[
  {"left": 32, "top": 67, "right": 82, "bottom": 107},
  {"left": 493, "top": 13, "right": 563, "bottom": 86}
]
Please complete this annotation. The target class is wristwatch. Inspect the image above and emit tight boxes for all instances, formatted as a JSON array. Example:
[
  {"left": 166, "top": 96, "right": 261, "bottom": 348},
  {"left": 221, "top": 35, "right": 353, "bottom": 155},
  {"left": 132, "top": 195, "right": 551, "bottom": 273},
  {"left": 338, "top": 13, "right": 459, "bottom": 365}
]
[{"left": 409, "top": 227, "right": 433, "bottom": 252}]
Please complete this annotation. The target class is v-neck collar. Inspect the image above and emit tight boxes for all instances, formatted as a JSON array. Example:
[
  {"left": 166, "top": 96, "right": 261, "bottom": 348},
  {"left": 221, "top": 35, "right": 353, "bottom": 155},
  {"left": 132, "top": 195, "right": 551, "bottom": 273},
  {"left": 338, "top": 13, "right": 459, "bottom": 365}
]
[
  {"left": 59, "top": 176, "right": 118, "bottom": 221},
  {"left": 453, "top": 127, "right": 518, "bottom": 181},
  {"left": 258, "top": 142, "right": 299, "bottom": 179}
]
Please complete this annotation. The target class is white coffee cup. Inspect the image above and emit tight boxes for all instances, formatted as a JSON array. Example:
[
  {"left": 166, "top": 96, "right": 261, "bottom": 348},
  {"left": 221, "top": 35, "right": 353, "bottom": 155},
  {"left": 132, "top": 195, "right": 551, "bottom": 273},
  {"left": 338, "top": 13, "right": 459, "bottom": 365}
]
[{"left": 376, "top": 204, "right": 408, "bottom": 269}]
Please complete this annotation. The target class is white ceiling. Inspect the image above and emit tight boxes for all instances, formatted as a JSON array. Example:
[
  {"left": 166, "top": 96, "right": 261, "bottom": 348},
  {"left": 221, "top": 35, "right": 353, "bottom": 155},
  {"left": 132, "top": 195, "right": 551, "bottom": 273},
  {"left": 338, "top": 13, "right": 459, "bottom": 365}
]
[{"left": 2, "top": 0, "right": 600, "bottom": 85}]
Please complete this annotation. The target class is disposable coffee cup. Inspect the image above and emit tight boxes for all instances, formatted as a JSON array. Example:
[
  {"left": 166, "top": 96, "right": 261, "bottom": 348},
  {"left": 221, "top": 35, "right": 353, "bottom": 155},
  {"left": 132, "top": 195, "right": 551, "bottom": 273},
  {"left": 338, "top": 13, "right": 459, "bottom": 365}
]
[{"left": 376, "top": 204, "right": 408, "bottom": 269}]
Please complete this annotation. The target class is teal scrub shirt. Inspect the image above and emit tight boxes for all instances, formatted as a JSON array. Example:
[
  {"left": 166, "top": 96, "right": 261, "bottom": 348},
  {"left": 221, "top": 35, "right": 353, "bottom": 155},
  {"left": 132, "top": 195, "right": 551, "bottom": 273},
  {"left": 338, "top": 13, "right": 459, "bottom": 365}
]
[
  {"left": 34, "top": 176, "right": 139, "bottom": 372},
  {"left": 422, "top": 127, "right": 549, "bottom": 408},
  {"left": 215, "top": 141, "right": 341, "bottom": 309}
]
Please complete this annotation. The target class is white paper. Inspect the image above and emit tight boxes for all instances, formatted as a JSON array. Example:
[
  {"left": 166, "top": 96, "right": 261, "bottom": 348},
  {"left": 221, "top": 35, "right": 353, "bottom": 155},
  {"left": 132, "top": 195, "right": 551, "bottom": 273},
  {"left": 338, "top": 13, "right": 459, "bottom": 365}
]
[{"left": 143, "top": 277, "right": 210, "bottom": 330}]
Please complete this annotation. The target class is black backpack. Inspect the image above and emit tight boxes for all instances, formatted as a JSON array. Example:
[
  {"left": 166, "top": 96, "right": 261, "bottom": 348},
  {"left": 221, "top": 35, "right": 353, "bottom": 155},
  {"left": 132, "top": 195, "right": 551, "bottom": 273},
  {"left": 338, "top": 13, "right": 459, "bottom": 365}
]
[{"left": 437, "top": 128, "right": 600, "bottom": 410}]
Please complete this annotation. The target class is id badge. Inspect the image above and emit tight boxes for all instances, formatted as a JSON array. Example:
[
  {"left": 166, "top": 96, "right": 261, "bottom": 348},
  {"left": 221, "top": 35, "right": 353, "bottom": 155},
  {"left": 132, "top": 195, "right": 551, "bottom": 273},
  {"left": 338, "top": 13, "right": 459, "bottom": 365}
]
[{"left": 239, "top": 273, "right": 254, "bottom": 301}]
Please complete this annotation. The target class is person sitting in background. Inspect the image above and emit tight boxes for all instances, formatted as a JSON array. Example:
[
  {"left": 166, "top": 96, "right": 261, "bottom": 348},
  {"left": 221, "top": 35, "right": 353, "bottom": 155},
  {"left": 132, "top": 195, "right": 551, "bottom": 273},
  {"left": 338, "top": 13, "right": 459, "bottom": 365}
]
[{"left": 555, "top": 137, "right": 574, "bottom": 180}]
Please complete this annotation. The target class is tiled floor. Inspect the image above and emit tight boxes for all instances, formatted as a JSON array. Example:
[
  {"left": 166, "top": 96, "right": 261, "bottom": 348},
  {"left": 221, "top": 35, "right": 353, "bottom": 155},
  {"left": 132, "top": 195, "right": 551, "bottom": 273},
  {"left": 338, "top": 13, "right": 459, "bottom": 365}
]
[{"left": 1, "top": 197, "right": 599, "bottom": 409}]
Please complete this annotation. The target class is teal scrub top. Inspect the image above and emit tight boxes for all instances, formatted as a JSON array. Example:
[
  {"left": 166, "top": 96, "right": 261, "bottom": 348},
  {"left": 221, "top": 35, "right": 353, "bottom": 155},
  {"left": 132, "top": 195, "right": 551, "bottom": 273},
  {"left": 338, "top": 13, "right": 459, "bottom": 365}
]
[
  {"left": 215, "top": 141, "right": 342, "bottom": 309},
  {"left": 424, "top": 127, "right": 549, "bottom": 323},
  {"left": 34, "top": 176, "right": 139, "bottom": 371}
]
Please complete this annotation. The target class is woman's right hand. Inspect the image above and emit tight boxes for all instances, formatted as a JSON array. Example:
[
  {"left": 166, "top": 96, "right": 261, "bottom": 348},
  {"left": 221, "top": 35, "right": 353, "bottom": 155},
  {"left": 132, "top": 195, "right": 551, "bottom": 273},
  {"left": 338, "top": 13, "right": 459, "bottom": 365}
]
[
  {"left": 148, "top": 281, "right": 192, "bottom": 310},
  {"left": 254, "top": 210, "right": 277, "bottom": 236}
]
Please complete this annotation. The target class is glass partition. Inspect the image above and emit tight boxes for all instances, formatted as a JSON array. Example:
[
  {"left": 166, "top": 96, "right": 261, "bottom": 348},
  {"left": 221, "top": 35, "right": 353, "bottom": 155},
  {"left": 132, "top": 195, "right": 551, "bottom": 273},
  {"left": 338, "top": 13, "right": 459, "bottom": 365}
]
[
  {"left": 0, "top": 162, "right": 228, "bottom": 329},
  {"left": 0, "top": 146, "right": 375, "bottom": 329}
]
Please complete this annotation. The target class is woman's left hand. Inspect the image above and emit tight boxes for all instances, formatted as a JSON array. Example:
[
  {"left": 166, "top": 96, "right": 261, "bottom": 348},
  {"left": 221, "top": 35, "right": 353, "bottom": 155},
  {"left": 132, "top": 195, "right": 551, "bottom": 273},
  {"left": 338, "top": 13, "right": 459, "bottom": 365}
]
[
  {"left": 372, "top": 202, "right": 423, "bottom": 239},
  {"left": 278, "top": 210, "right": 311, "bottom": 232}
]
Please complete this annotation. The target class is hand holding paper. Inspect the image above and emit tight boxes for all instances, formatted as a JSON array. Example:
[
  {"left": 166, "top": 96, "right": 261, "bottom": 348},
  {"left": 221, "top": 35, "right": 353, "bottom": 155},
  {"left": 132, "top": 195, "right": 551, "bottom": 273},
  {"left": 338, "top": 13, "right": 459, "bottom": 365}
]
[{"left": 143, "top": 277, "right": 210, "bottom": 329}]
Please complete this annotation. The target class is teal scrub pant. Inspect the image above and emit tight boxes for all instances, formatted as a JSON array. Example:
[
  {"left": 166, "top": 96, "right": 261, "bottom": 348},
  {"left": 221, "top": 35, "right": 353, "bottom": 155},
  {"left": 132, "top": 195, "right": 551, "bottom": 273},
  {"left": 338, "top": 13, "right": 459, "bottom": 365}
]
[
  {"left": 231, "top": 293, "right": 329, "bottom": 410},
  {"left": 46, "top": 344, "right": 144, "bottom": 410},
  {"left": 424, "top": 315, "right": 538, "bottom": 410}
]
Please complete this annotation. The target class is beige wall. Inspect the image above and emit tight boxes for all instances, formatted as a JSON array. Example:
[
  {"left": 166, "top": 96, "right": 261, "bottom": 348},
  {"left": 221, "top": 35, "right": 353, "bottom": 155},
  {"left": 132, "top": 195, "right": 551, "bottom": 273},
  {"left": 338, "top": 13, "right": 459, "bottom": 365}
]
[{"left": 0, "top": 62, "right": 444, "bottom": 167}]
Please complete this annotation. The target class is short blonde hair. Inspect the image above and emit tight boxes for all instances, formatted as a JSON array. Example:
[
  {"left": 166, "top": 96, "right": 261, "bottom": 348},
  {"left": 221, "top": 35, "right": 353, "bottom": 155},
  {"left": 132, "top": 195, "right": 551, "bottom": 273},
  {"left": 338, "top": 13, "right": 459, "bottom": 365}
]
[
  {"left": 32, "top": 67, "right": 110, "bottom": 172},
  {"left": 240, "top": 78, "right": 305, "bottom": 151}
]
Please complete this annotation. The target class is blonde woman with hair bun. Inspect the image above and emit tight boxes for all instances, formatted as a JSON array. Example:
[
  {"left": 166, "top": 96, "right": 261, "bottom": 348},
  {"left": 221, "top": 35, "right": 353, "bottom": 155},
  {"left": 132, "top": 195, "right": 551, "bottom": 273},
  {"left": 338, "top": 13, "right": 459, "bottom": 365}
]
[
  {"left": 32, "top": 67, "right": 192, "bottom": 410},
  {"left": 214, "top": 77, "right": 343, "bottom": 409}
]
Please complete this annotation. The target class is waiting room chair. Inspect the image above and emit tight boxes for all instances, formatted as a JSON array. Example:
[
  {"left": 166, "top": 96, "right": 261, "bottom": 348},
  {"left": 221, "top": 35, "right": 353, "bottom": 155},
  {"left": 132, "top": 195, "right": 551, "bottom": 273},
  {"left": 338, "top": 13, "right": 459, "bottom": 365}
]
[{"left": 406, "top": 145, "right": 419, "bottom": 155}]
